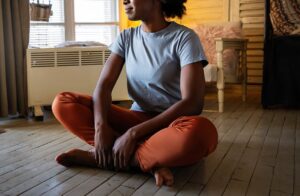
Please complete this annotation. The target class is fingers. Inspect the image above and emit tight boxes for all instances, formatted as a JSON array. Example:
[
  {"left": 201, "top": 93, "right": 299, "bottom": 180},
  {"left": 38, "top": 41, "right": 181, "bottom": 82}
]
[
  {"left": 120, "top": 153, "right": 131, "bottom": 170},
  {"left": 113, "top": 152, "right": 129, "bottom": 171},
  {"left": 124, "top": 154, "right": 130, "bottom": 170},
  {"left": 103, "top": 150, "right": 108, "bottom": 168},
  {"left": 94, "top": 144, "right": 104, "bottom": 168},
  {"left": 95, "top": 151, "right": 99, "bottom": 165},
  {"left": 100, "top": 150, "right": 115, "bottom": 169},
  {"left": 123, "top": 155, "right": 130, "bottom": 171},
  {"left": 113, "top": 152, "right": 119, "bottom": 170},
  {"left": 107, "top": 152, "right": 113, "bottom": 170},
  {"left": 97, "top": 149, "right": 107, "bottom": 168},
  {"left": 97, "top": 147, "right": 131, "bottom": 170},
  {"left": 118, "top": 154, "right": 124, "bottom": 170}
]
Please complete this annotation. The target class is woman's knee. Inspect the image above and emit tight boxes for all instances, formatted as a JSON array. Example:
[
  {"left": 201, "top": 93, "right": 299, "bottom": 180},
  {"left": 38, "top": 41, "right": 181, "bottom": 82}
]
[
  {"left": 52, "top": 92, "right": 81, "bottom": 118},
  {"left": 192, "top": 116, "right": 218, "bottom": 155},
  {"left": 172, "top": 116, "right": 218, "bottom": 155},
  {"left": 52, "top": 92, "right": 77, "bottom": 117}
]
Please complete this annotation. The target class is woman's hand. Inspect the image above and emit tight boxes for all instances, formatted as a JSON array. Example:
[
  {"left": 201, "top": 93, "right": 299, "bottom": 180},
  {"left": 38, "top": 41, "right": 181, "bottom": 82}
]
[
  {"left": 94, "top": 124, "right": 118, "bottom": 169},
  {"left": 112, "top": 129, "right": 137, "bottom": 171}
]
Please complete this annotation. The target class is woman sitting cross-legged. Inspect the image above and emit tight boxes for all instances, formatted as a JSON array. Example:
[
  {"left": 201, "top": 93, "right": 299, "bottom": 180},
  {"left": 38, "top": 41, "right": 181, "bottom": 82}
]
[{"left": 52, "top": 0, "right": 218, "bottom": 187}]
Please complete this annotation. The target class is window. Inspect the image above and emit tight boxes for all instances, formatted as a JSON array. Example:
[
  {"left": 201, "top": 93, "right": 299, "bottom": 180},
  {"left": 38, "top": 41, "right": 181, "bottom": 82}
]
[
  {"left": 29, "top": 0, "right": 119, "bottom": 48},
  {"left": 30, "top": 0, "right": 65, "bottom": 47}
]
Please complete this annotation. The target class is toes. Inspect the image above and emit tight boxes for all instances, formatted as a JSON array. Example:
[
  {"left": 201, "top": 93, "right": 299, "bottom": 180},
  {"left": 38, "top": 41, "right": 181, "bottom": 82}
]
[
  {"left": 162, "top": 172, "right": 174, "bottom": 187},
  {"left": 154, "top": 167, "right": 174, "bottom": 187},
  {"left": 154, "top": 172, "right": 163, "bottom": 187},
  {"left": 55, "top": 153, "right": 72, "bottom": 167},
  {"left": 165, "top": 177, "right": 174, "bottom": 187}
]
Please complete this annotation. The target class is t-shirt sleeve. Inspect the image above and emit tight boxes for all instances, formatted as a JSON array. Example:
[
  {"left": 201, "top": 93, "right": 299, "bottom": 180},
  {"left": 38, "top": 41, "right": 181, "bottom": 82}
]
[
  {"left": 108, "top": 30, "right": 127, "bottom": 58},
  {"left": 178, "top": 31, "right": 208, "bottom": 68}
]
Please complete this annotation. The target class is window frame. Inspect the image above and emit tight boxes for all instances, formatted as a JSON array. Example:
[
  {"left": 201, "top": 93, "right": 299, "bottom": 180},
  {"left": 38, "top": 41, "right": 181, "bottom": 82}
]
[{"left": 30, "top": 0, "right": 119, "bottom": 47}]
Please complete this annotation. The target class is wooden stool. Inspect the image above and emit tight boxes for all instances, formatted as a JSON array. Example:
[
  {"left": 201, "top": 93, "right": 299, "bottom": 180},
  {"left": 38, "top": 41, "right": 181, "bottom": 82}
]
[{"left": 215, "top": 38, "right": 248, "bottom": 112}]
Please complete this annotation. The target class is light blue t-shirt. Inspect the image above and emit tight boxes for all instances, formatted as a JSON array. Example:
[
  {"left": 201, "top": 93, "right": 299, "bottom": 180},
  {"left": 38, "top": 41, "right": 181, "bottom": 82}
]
[{"left": 109, "top": 22, "right": 208, "bottom": 113}]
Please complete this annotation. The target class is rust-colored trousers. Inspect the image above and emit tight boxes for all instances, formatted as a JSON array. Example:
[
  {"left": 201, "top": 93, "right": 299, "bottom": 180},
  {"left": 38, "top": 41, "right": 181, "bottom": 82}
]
[{"left": 52, "top": 92, "right": 218, "bottom": 172}]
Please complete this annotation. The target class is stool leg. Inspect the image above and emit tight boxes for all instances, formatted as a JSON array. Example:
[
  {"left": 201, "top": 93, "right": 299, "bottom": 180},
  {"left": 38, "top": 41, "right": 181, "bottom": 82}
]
[{"left": 216, "top": 50, "right": 224, "bottom": 112}]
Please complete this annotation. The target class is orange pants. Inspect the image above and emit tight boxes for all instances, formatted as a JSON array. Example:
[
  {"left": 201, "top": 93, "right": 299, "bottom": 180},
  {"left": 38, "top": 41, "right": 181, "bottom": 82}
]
[{"left": 52, "top": 92, "right": 218, "bottom": 172}]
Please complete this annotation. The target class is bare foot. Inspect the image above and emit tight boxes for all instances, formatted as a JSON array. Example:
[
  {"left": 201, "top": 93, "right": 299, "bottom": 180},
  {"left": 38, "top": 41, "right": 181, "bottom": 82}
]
[
  {"left": 56, "top": 150, "right": 174, "bottom": 187},
  {"left": 154, "top": 167, "right": 174, "bottom": 187},
  {"left": 55, "top": 149, "right": 97, "bottom": 167},
  {"left": 56, "top": 149, "right": 141, "bottom": 170}
]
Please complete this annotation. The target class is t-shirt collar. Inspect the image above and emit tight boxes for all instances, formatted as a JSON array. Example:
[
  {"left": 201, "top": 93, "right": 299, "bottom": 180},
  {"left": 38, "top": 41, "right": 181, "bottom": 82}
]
[{"left": 140, "top": 22, "right": 175, "bottom": 37}]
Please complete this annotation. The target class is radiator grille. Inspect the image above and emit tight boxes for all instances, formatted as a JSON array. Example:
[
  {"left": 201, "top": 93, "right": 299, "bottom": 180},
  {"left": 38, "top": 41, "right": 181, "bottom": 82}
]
[
  {"left": 28, "top": 47, "right": 109, "bottom": 67},
  {"left": 81, "top": 51, "right": 103, "bottom": 66},
  {"left": 31, "top": 52, "right": 55, "bottom": 67},
  {"left": 57, "top": 51, "right": 80, "bottom": 66},
  {"left": 104, "top": 50, "right": 111, "bottom": 63}
]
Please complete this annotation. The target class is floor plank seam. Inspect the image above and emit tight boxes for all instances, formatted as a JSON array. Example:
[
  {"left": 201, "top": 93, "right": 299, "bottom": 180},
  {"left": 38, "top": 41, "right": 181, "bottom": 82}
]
[{"left": 1, "top": 91, "right": 298, "bottom": 196}]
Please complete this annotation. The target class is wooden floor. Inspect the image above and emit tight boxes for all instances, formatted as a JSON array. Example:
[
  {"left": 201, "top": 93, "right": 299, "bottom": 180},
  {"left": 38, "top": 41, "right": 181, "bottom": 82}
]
[{"left": 0, "top": 86, "right": 299, "bottom": 196}]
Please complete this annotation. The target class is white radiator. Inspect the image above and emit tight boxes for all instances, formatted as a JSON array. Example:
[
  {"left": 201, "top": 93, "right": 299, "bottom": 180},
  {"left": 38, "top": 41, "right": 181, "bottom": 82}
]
[{"left": 27, "top": 47, "right": 129, "bottom": 116}]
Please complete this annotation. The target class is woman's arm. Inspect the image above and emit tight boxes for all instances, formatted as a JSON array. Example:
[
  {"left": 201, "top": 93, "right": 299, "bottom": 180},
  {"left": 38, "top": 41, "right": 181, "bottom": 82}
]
[
  {"left": 113, "top": 61, "right": 205, "bottom": 169},
  {"left": 93, "top": 53, "right": 124, "bottom": 168},
  {"left": 93, "top": 53, "right": 124, "bottom": 126}
]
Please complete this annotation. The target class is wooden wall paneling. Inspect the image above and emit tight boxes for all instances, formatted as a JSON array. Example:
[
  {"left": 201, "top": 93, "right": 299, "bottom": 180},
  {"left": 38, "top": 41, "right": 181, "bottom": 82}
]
[
  {"left": 240, "top": 9, "right": 265, "bottom": 17},
  {"left": 240, "top": 0, "right": 265, "bottom": 84},
  {"left": 240, "top": 2, "right": 264, "bottom": 10},
  {"left": 223, "top": 0, "right": 230, "bottom": 21},
  {"left": 230, "top": 0, "right": 241, "bottom": 21},
  {"left": 182, "top": 0, "right": 226, "bottom": 27}
]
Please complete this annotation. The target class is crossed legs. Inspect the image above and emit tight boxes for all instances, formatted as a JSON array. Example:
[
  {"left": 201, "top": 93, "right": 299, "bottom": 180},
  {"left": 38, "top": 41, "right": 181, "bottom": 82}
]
[{"left": 52, "top": 92, "right": 218, "bottom": 186}]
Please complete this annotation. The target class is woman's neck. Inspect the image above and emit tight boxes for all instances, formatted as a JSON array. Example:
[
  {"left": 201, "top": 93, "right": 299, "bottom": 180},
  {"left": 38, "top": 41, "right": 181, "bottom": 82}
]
[{"left": 141, "top": 13, "right": 169, "bottom": 33}]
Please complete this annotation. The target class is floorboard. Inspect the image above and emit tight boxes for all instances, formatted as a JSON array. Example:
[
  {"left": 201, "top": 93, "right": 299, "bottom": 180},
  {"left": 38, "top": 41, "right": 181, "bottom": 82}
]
[{"left": 0, "top": 87, "right": 298, "bottom": 196}]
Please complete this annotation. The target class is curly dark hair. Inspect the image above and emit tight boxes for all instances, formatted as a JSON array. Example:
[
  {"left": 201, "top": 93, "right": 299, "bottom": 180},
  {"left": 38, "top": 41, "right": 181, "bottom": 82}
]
[{"left": 160, "top": 0, "right": 187, "bottom": 19}]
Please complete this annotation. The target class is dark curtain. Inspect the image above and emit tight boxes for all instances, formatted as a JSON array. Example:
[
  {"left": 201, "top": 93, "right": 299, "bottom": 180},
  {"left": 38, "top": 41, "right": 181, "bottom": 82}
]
[
  {"left": 0, "top": 0, "right": 30, "bottom": 117},
  {"left": 262, "top": 36, "right": 300, "bottom": 108}
]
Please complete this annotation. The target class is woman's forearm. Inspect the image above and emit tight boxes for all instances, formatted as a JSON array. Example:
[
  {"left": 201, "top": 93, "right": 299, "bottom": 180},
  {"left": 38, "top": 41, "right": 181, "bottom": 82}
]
[
  {"left": 129, "top": 98, "right": 203, "bottom": 141},
  {"left": 92, "top": 54, "right": 125, "bottom": 131},
  {"left": 92, "top": 83, "right": 112, "bottom": 131}
]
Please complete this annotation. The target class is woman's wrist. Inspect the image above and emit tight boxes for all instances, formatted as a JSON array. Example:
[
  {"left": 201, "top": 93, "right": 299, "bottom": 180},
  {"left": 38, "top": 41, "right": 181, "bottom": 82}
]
[
  {"left": 94, "top": 121, "right": 108, "bottom": 132},
  {"left": 128, "top": 120, "right": 158, "bottom": 142},
  {"left": 128, "top": 127, "right": 139, "bottom": 141}
]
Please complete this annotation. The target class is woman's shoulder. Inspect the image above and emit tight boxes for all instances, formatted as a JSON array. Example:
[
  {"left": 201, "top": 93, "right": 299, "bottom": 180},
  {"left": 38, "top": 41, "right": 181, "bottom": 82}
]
[
  {"left": 120, "top": 26, "right": 142, "bottom": 38},
  {"left": 172, "top": 22, "right": 193, "bottom": 32},
  {"left": 171, "top": 22, "right": 199, "bottom": 41}
]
